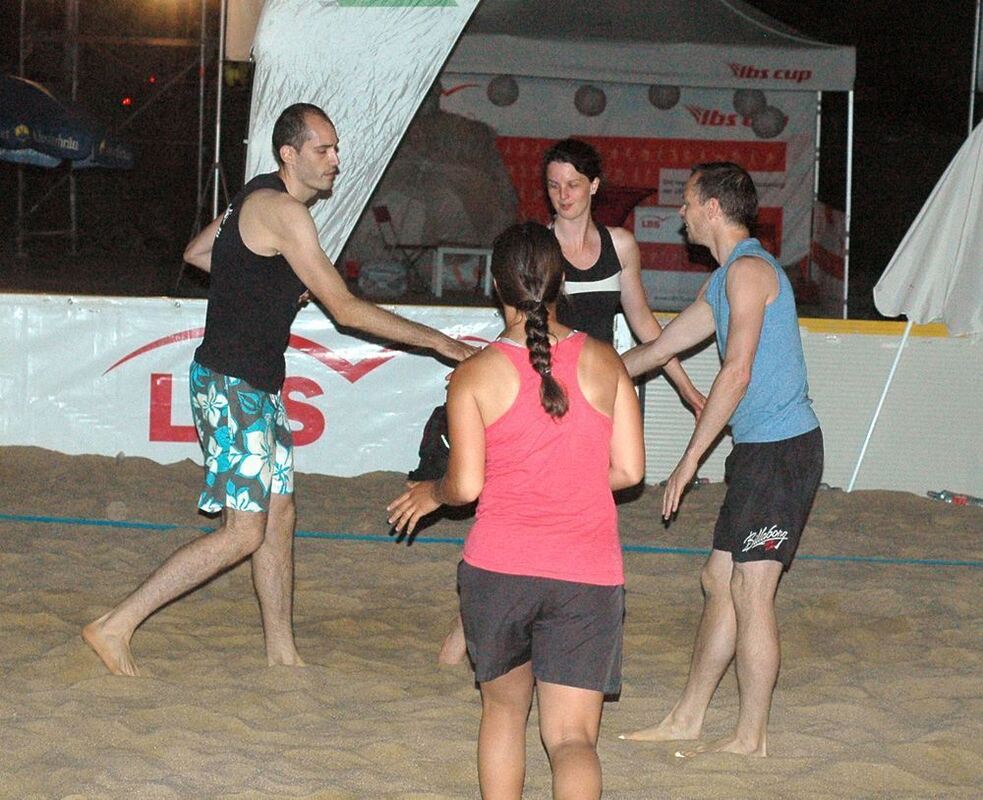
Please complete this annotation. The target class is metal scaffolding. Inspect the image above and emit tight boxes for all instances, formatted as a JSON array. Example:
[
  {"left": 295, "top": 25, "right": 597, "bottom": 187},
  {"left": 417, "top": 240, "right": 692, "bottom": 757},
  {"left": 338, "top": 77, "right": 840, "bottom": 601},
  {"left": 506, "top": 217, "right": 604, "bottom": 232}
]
[{"left": 13, "top": 0, "right": 227, "bottom": 257}]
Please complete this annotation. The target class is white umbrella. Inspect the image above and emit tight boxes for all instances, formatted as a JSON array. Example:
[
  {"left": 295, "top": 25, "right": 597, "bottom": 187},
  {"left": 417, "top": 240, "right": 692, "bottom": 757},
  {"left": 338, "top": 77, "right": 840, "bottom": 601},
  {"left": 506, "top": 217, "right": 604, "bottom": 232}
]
[{"left": 848, "top": 120, "right": 983, "bottom": 491}]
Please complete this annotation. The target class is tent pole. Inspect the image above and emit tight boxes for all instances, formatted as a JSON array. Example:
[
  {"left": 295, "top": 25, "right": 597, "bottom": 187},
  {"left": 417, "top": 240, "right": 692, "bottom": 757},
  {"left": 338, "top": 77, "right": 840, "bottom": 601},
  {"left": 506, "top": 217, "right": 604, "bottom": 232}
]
[
  {"left": 842, "top": 89, "right": 854, "bottom": 320},
  {"left": 197, "top": 0, "right": 206, "bottom": 222},
  {"left": 66, "top": 0, "right": 79, "bottom": 256},
  {"left": 176, "top": 0, "right": 208, "bottom": 293},
  {"left": 68, "top": 169, "right": 77, "bottom": 256},
  {"left": 211, "top": 0, "right": 228, "bottom": 217},
  {"left": 18, "top": 0, "right": 26, "bottom": 75},
  {"left": 16, "top": 167, "right": 25, "bottom": 258},
  {"left": 971, "top": 0, "right": 982, "bottom": 134},
  {"left": 16, "top": 0, "right": 27, "bottom": 258},
  {"left": 809, "top": 90, "right": 822, "bottom": 286},
  {"left": 847, "top": 318, "right": 913, "bottom": 492}
]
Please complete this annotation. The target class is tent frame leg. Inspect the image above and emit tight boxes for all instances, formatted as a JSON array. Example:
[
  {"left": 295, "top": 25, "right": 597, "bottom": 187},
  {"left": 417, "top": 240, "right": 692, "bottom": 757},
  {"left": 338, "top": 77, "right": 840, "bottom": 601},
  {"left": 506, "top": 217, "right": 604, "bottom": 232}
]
[
  {"left": 842, "top": 89, "right": 854, "bottom": 320},
  {"left": 971, "top": 0, "right": 981, "bottom": 133},
  {"left": 847, "top": 318, "right": 913, "bottom": 492}
]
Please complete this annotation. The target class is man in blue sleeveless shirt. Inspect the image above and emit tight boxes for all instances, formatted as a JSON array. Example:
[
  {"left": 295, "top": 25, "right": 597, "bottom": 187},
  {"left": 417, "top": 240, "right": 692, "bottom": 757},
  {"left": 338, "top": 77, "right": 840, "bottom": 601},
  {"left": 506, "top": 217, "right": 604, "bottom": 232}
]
[
  {"left": 84, "top": 104, "right": 475, "bottom": 677},
  {"left": 621, "top": 163, "right": 823, "bottom": 757}
]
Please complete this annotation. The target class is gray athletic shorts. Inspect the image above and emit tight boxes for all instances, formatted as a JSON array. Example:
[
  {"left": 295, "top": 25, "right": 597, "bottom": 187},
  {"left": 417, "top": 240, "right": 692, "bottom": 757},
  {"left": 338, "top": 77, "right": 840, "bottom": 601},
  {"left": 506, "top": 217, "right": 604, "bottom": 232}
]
[{"left": 458, "top": 560, "right": 625, "bottom": 696}]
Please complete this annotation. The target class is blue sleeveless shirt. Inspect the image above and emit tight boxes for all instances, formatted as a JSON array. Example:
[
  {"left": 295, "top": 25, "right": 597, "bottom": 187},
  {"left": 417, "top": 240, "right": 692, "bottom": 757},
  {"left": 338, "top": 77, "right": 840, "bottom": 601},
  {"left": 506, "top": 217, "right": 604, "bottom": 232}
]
[{"left": 705, "top": 238, "right": 819, "bottom": 443}]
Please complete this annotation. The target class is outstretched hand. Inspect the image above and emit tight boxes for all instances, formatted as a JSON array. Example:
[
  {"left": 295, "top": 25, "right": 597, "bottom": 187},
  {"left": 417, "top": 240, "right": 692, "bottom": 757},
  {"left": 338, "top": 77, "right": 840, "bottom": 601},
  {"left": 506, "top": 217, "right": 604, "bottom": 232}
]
[
  {"left": 387, "top": 480, "right": 442, "bottom": 536},
  {"left": 685, "top": 388, "right": 708, "bottom": 420},
  {"left": 438, "top": 336, "right": 478, "bottom": 363},
  {"left": 661, "top": 453, "right": 699, "bottom": 520}
]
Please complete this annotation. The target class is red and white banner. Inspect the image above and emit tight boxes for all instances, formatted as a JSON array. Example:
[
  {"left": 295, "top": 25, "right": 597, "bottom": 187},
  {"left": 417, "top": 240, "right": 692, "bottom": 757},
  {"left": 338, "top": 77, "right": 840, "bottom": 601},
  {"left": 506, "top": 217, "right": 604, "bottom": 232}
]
[
  {"left": 0, "top": 295, "right": 500, "bottom": 477},
  {"left": 3, "top": 294, "right": 979, "bottom": 496},
  {"left": 441, "top": 76, "right": 816, "bottom": 279}
]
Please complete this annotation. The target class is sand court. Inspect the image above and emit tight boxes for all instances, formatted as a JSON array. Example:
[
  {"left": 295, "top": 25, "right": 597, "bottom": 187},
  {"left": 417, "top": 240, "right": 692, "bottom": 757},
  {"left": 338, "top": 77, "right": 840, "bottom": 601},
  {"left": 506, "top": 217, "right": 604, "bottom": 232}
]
[{"left": 0, "top": 445, "right": 980, "bottom": 799}]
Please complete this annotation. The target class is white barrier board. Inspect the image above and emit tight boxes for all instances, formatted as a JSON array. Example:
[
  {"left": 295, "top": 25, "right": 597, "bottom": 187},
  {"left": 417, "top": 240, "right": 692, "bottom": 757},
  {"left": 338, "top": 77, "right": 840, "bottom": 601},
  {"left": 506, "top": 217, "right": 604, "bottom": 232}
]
[
  {"left": 1, "top": 295, "right": 979, "bottom": 496},
  {"left": 0, "top": 294, "right": 500, "bottom": 478}
]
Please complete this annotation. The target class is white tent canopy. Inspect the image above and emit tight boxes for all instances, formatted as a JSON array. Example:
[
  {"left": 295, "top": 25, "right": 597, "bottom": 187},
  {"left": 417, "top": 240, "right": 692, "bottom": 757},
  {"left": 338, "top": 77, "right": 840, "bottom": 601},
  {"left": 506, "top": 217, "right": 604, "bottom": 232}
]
[
  {"left": 230, "top": 1, "right": 855, "bottom": 91},
  {"left": 244, "top": 0, "right": 481, "bottom": 260},
  {"left": 873, "top": 119, "right": 983, "bottom": 338},
  {"left": 447, "top": 0, "right": 854, "bottom": 90}
]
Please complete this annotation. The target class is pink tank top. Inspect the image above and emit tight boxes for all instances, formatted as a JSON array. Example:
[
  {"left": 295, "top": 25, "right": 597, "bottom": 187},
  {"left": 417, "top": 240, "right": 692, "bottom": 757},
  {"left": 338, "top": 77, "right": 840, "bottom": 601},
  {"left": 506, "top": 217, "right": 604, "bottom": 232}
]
[{"left": 462, "top": 331, "right": 623, "bottom": 586}]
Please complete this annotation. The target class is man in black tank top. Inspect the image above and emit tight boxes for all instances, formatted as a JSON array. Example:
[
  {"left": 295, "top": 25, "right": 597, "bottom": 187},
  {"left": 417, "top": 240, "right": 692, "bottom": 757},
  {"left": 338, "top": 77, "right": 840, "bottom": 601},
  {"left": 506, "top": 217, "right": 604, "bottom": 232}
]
[{"left": 83, "top": 103, "right": 475, "bottom": 677}]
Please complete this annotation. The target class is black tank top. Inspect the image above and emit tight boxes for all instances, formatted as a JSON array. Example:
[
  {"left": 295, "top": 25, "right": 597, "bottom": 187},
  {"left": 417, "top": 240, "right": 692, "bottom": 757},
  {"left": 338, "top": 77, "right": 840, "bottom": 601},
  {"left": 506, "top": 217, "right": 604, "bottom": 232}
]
[
  {"left": 555, "top": 224, "right": 623, "bottom": 345},
  {"left": 193, "top": 173, "right": 308, "bottom": 392}
]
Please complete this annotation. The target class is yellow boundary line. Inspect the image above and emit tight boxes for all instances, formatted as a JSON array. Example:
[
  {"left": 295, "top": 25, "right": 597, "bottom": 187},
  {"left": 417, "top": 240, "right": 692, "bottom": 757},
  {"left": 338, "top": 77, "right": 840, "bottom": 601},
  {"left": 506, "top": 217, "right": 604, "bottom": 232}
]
[
  {"left": 796, "top": 318, "right": 948, "bottom": 337},
  {"left": 652, "top": 311, "right": 949, "bottom": 338}
]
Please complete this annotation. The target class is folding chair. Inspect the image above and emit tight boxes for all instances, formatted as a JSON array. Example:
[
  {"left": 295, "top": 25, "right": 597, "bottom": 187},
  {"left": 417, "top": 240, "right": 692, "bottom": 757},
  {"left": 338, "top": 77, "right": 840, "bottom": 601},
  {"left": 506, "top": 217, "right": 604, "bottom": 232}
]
[
  {"left": 371, "top": 204, "right": 492, "bottom": 297},
  {"left": 371, "top": 205, "right": 430, "bottom": 271}
]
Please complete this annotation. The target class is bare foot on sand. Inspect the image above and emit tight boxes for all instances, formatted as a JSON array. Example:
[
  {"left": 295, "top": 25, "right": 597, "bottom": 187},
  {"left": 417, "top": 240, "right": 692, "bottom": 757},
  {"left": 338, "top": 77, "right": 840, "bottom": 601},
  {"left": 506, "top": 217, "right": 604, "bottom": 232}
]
[
  {"left": 619, "top": 714, "right": 702, "bottom": 742},
  {"left": 437, "top": 615, "right": 467, "bottom": 666},
  {"left": 267, "top": 648, "right": 307, "bottom": 668},
  {"left": 674, "top": 735, "right": 767, "bottom": 759},
  {"left": 82, "top": 613, "right": 139, "bottom": 677}
]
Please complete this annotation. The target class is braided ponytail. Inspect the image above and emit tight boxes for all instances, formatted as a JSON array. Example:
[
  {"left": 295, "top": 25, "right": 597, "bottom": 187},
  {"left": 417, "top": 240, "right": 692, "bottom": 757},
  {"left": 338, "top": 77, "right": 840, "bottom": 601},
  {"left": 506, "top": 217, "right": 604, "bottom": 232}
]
[
  {"left": 524, "top": 301, "right": 568, "bottom": 418},
  {"left": 491, "top": 223, "right": 569, "bottom": 419}
]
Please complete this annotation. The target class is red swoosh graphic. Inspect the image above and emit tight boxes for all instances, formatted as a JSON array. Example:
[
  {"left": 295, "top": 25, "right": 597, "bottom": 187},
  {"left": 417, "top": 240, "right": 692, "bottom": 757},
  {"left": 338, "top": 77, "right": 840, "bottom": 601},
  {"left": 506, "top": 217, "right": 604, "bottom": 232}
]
[
  {"left": 103, "top": 328, "right": 205, "bottom": 374},
  {"left": 288, "top": 334, "right": 396, "bottom": 383},
  {"left": 105, "top": 329, "right": 493, "bottom": 382},
  {"left": 442, "top": 83, "right": 479, "bottom": 96},
  {"left": 288, "top": 334, "right": 492, "bottom": 383}
]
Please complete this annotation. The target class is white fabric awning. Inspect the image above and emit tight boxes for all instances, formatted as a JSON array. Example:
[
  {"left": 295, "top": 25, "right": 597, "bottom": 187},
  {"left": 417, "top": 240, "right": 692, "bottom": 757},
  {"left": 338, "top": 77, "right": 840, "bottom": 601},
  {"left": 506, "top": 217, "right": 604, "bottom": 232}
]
[
  {"left": 874, "top": 120, "right": 983, "bottom": 337},
  {"left": 449, "top": 0, "right": 854, "bottom": 91}
]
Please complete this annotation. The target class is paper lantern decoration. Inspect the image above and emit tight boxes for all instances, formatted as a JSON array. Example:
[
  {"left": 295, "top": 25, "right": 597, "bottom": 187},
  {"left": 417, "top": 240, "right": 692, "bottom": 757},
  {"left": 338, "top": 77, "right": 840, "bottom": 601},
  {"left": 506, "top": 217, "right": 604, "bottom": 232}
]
[
  {"left": 574, "top": 85, "right": 606, "bottom": 117},
  {"left": 487, "top": 75, "right": 519, "bottom": 107},
  {"left": 733, "top": 89, "right": 767, "bottom": 117},
  {"left": 648, "top": 85, "right": 680, "bottom": 110},
  {"left": 751, "top": 106, "right": 787, "bottom": 139}
]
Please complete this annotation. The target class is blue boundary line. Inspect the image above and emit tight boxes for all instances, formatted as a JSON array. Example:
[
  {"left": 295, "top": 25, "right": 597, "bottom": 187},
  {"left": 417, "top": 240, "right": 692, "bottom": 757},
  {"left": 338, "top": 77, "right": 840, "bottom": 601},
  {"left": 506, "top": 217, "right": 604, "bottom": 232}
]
[{"left": 1, "top": 512, "right": 981, "bottom": 569}]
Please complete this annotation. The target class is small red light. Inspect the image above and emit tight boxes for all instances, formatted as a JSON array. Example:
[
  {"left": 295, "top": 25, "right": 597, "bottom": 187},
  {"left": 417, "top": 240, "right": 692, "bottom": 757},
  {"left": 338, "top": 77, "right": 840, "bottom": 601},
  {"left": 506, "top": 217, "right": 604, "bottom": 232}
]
[
  {"left": 121, "top": 96, "right": 133, "bottom": 107},
  {"left": 147, "top": 74, "right": 157, "bottom": 85}
]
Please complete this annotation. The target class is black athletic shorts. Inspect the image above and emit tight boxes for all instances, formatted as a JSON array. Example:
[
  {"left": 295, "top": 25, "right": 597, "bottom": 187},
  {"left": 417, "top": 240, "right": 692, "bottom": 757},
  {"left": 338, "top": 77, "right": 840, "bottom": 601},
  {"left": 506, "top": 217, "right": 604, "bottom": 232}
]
[
  {"left": 457, "top": 561, "right": 625, "bottom": 696},
  {"left": 712, "top": 426, "right": 823, "bottom": 569}
]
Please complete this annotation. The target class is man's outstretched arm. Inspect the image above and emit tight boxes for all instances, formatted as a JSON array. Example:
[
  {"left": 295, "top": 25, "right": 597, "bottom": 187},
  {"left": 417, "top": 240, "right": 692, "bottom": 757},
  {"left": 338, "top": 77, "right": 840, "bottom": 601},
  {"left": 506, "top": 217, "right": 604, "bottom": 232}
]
[
  {"left": 272, "top": 198, "right": 476, "bottom": 363},
  {"left": 660, "top": 258, "right": 773, "bottom": 519},
  {"left": 621, "top": 294, "right": 716, "bottom": 379},
  {"left": 612, "top": 227, "right": 705, "bottom": 415}
]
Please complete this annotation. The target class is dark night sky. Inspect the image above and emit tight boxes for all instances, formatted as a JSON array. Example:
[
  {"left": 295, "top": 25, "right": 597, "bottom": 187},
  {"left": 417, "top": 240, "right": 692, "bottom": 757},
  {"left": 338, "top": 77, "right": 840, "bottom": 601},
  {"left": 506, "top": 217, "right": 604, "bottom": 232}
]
[
  {"left": 1, "top": 0, "right": 979, "bottom": 317},
  {"left": 749, "top": 0, "right": 979, "bottom": 314},
  {"left": 753, "top": 0, "right": 978, "bottom": 136}
]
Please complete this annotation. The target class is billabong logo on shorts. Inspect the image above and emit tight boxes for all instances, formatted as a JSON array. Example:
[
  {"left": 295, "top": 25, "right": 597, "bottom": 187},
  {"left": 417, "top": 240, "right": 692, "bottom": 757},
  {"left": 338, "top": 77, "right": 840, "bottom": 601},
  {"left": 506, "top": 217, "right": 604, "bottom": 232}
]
[{"left": 742, "top": 525, "right": 789, "bottom": 553}]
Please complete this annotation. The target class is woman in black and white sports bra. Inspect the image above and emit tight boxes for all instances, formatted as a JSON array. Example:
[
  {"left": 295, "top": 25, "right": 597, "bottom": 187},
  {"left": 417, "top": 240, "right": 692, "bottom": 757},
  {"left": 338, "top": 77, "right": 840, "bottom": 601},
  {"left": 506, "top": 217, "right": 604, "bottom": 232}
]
[{"left": 544, "top": 138, "right": 706, "bottom": 414}]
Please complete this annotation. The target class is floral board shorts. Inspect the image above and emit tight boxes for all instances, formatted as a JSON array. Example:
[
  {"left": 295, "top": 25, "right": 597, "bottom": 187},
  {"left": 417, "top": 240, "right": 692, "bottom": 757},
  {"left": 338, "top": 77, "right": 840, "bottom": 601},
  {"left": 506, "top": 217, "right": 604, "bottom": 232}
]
[{"left": 189, "top": 360, "right": 294, "bottom": 514}]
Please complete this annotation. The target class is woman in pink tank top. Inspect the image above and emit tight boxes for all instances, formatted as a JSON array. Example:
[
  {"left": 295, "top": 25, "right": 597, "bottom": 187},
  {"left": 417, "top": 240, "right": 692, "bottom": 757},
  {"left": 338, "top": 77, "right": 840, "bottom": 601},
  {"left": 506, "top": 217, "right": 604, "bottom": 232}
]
[{"left": 388, "top": 223, "right": 644, "bottom": 800}]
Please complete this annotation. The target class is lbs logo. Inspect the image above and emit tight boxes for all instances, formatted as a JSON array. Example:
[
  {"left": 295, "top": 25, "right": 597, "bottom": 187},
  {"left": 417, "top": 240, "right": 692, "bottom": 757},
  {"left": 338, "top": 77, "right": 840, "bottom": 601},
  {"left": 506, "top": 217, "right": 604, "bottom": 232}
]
[
  {"left": 728, "top": 63, "right": 813, "bottom": 84},
  {"left": 148, "top": 372, "right": 328, "bottom": 445},
  {"left": 685, "top": 106, "right": 752, "bottom": 127},
  {"left": 639, "top": 213, "right": 675, "bottom": 231}
]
